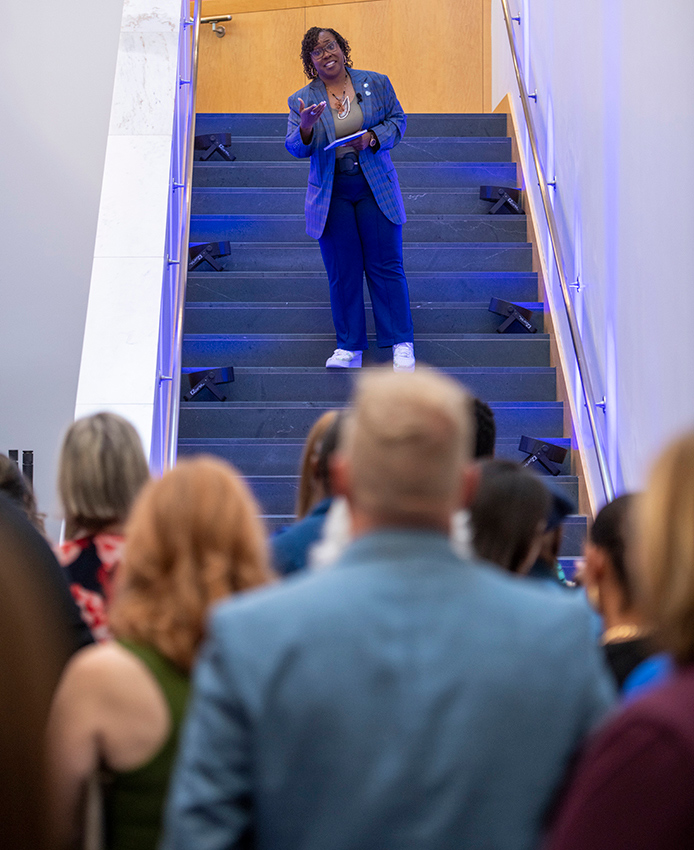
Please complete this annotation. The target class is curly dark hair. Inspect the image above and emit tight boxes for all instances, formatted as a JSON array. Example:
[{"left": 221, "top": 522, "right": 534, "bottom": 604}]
[{"left": 300, "top": 27, "right": 352, "bottom": 80}]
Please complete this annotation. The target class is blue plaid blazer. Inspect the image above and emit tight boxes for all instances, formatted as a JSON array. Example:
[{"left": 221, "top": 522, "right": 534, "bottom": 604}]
[{"left": 285, "top": 69, "right": 407, "bottom": 239}]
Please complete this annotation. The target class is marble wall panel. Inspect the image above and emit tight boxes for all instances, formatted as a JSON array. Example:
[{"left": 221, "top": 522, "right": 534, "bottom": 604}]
[
  {"left": 110, "top": 31, "right": 179, "bottom": 134},
  {"left": 121, "top": 0, "right": 179, "bottom": 31},
  {"left": 76, "top": 0, "right": 182, "bottom": 462},
  {"left": 94, "top": 134, "right": 172, "bottom": 261},
  {"left": 77, "top": 257, "right": 164, "bottom": 406}
]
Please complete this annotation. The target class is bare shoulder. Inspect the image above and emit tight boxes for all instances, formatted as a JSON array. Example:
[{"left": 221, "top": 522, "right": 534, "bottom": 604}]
[
  {"left": 62, "top": 641, "right": 146, "bottom": 688},
  {"left": 55, "top": 641, "right": 171, "bottom": 772},
  {"left": 59, "top": 642, "right": 165, "bottom": 715}
]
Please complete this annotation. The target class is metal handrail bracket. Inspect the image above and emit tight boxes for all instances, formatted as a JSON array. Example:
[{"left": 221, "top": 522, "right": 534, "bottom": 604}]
[
  {"left": 150, "top": 0, "right": 202, "bottom": 475},
  {"left": 499, "top": 0, "right": 615, "bottom": 507}
]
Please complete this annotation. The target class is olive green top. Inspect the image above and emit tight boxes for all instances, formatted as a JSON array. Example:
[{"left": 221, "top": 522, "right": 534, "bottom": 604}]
[
  {"left": 331, "top": 99, "right": 364, "bottom": 159},
  {"left": 105, "top": 640, "right": 190, "bottom": 850}
]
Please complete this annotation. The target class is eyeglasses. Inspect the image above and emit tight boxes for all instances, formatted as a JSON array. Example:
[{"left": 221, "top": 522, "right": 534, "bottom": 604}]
[{"left": 310, "top": 40, "right": 338, "bottom": 59}]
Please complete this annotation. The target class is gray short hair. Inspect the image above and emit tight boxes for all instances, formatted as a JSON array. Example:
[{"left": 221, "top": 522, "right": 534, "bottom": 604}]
[
  {"left": 58, "top": 412, "right": 149, "bottom": 538},
  {"left": 343, "top": 367, "right": 473, "bottom": 524}
]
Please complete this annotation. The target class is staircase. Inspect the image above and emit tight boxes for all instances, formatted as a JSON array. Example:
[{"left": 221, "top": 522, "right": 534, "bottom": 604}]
[{"left": 179, "top": 112, "right": 586, "bottom": 562}]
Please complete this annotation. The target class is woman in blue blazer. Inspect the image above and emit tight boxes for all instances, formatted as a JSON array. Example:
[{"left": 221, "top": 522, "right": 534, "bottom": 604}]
[{"left": 285, "top": 27, "right": 415, "bottom": 371}]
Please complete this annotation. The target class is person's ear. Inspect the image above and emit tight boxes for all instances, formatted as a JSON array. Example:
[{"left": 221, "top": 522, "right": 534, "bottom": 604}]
[
  {"left": 329, "top": 453, "right": 351, "bottom": 500},
  {"left": 583, "top": 542, "right": 607, "bottom": 584},
  {"left": 460, "top": 462, "right": 480, "bottom": 510}
]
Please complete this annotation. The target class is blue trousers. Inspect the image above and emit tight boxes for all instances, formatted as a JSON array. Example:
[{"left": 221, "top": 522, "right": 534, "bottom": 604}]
[{"left": 318, "top": 169, "right": 414, "bottom": 351}]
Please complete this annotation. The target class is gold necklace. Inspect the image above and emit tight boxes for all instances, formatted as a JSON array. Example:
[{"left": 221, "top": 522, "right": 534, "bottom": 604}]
[{"left": 600, "top": 624, "right": 651, "bottom": 645}]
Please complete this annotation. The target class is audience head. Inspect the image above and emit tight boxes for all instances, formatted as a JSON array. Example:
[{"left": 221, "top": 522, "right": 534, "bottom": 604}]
[
  {"left": 472, "top": 398, "right": 496, "bottom": 459},
  {"left": 58, "top": 412, "right": 149, "bottom": 539},
  {"left": 584, "top": 494, "right": 637, "bottom": 614},
  {"left": 296, "top": 410, "right": 341, "bottom": 519},
  {"left": 637, "top": 432, "right": 694, "bottom": 663},
  {"left": 0, "top": 453, "right": 46, "bottom": 535},
  {"left": 0, "top": 494, "right": 70, "bottom": 850},
  {"left": 109, "top": 456, "right": 273, "bottom": 672},
  {"left": 334, "top": 367, "right": 473, "bottom": 531},
  {"left": 470, "top": 460, "right": 551, "bottom": 573}
]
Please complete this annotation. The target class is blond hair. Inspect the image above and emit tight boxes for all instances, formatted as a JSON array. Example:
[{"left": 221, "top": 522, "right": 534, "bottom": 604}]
[
  {"left": 638, "top": 431, "right": 694, "bottom": 663},
  {"left": 109, "top": 456, "right": 273, "bottom": 672},
  {"left": 343, "top": 367, "right": 473, "bottom": 524},
  {"left": 296, "top": 410, "right": 339, "bottom": 519},
  {"left": 58, "top": 412, "right": 149, "bottom": 539}
]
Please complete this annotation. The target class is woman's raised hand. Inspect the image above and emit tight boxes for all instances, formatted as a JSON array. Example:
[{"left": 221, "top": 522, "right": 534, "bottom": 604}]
[{"left": 299, "top": 98, "right": 326, "bottom": 132}]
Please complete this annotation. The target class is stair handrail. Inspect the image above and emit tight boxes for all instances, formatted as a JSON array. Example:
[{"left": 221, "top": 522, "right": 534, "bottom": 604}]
[
  {"left": 151, "top": 0, "right": 202, "bottom": 475},
  {"left": 499, "top": 0, "right": 615, "bottom": 504}
]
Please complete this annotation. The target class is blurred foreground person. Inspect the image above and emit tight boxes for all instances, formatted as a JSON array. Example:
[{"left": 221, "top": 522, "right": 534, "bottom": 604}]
[
  {"left": 294, "top": 409, "right": 340, "bottom": 519},
  {"left": 0, "top": 452, "right": 47, "bottom": 534},
  {"left": 272, "top": 410, "right": 343, "bottom": 574},
  {"left": 0, "top": 459, "right": 93, "bottom": 649},
  {"left": 56, "top": 412, "right": 149, "bottom": 640},
  {"left": 581, "top": 494, "right": 656, "bottom": 690},
  {"left": 49, "top": 457, "right": 272, "bottom": 850},
  {"left": 0, "top": 494, "right": 71, "bottom": 850},
  {"left": 163, "top": 367, "right": 613, "bottom": 850},
  {"left": 546, "top": 432, "right": 694, "bottom": 850},
  {"left": 470, "top": 459, "right": 551, "bottom": 573},
  {"left": 309, "top": 394, "right": 496, "bottom": 569},
  {"left": 527, "top": 482, "right": 576, "bottom": 588}
]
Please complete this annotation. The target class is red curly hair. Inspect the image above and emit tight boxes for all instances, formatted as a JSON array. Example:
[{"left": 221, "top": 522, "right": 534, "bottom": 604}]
[{"left": 109, "top": 456, "right": 273, "bottom": 672}]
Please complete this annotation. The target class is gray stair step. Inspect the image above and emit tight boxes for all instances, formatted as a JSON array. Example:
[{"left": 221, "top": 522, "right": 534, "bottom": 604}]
[
  {"left": 178, "top": 366, "right": 556, "bottom": 404},
  {"left": 183, "top": 302, "right": 544, "bottom": 336},
  {"left": 182, "top": 111, "right": 588, "bottom": 559},
  {"left": 193, "top": 162, "right": 518, "bottom": 189},
  {"left": 195, "top": 113, "right": 508, "bottom": 138},
  {"left": 244, "top": 473, "right": 578, "bottom": 517},
  {"left": 190, "top": 214, "right": 526, "bottom": 244},
  {"left": 178, "top": 400, "right": 564, "bottom": 440},
  {"left": 560, "top": 516, "right": 587, "bottom": 558},
  {"left": 182, "top": 334, "right": 550, "bottom": 368},
  {"left": 186, "top": 242, "right": 533, "bottom": 273},
  {"left": 185, "top": 271, "right": 540, "bottom": 304},
  {"left": 178, "top": 433, "right": 572, "bottom": 476},
  {"left": 194, "top": 137, "right": 512, "bottom": 163},
  {"left": 192, "top": 187, "right": 506, "bottom": 216}
]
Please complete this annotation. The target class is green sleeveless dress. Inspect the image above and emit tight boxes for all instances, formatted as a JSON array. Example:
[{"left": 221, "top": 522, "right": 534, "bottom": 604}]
[{"left": 105, "top": 640, "right": 190, "bottom": 850}]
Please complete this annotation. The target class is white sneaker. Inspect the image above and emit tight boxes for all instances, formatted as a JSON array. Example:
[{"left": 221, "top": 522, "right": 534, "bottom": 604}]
[
  {"left": 326, "top": 349, "right": 363, "bottom": 368},
  {"left": 393, "top": 342, "right": 415, "bottom": 372}
]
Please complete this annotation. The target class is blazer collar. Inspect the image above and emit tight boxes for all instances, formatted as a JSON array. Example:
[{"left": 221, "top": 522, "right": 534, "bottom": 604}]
[
  {"left": 347, "top": 69, "right": 373, "bottom": 128},
  {"left": 336, "top": 528, "right": 458, "bottom": 570},
  {"left": 308, "top": 78, "right": 335, "bottom": 145}
]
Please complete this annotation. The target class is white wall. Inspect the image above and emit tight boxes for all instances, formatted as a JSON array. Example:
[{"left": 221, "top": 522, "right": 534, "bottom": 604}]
[
  {"left": 0, "top": 1, "right": 125, "bottom": 536},
  {"left": 492, "top": 0, "right": 694, "bottom": 499},
  {"left": 74, "top": 0, "right": 181, "bottom": 463}
]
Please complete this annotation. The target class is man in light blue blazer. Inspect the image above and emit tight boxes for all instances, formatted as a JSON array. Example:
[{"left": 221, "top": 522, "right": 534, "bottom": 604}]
[
  {"left": 285, "top": 28, "right": 414, "bottom": 371},
  {"left": 163, "top": 367, "right": 614, "bottom": 850}
]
